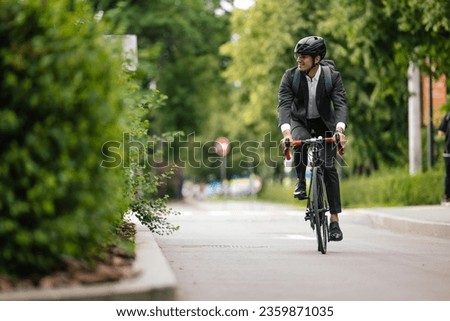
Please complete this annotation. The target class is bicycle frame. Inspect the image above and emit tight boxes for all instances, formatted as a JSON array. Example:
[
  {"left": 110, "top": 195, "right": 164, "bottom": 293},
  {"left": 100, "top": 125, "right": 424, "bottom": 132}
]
[
  {"left": 283, "top": 135, "right": 338, "bottom": 254},
  {"left": 306, "top": 141, "right": 329, "bottom": 220}
]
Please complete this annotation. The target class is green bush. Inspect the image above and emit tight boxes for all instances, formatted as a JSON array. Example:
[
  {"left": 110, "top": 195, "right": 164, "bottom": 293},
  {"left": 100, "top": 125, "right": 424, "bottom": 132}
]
[
  {"left": 258, "top": 165, "right": 444, "bottom": 208},
  {"left": 121, "top": 86, "right": 180, "bottom": 235},
  {"left": 0, "top": 0, "right": 129, "bottom": 276},
  {"left": 340, "top": 166, "right": 443, "bottom": 207}
]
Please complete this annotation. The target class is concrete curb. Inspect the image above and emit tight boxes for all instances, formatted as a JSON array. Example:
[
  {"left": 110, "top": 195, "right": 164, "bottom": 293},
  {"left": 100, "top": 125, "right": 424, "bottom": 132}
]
[
  {"left": 357, "top": 209, "right": 450, "bottom": 239},
  {"left": 0, "top": 224, "right": 177, "bottom": 301}
]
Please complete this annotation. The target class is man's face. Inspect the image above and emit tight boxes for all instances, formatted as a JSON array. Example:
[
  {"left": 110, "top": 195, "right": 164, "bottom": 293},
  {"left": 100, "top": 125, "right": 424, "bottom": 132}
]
[
  {"left": 296, "top": 54, "right": 320, "bottom": 73},
  {"left": 296, "top": 54, "right": 313, "bottom": 72}
]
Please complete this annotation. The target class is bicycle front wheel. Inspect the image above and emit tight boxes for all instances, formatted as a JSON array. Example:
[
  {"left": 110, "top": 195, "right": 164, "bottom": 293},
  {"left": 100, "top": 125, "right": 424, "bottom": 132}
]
[{"left": 311, "top": 167, "right": 327, "bottom": 254}]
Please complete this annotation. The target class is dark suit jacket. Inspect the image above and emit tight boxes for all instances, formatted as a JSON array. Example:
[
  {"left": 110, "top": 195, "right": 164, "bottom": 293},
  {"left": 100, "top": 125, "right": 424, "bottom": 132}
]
[{"left": 277, "top": 64, "right": 348, "bottom": 132}]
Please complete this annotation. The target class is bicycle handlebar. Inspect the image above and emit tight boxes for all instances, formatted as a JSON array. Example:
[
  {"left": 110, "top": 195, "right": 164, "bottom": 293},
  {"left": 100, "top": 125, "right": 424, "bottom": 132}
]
[{"left": 283, "top": 134, "right": 344, "bottom": 160}]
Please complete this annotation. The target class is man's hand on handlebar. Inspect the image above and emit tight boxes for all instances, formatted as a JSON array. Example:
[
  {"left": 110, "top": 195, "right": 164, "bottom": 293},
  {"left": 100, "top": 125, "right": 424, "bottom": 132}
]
[
  {"left": 281, "top": 130, "right": 293, "bottom": 160},
  {"left": 335, "top": 131, "right": 346, "bottom": 149},
  {"left": 281, "top": 128, "right": 347, "bottom": 158},
  {"left": 334, "top": 129, "right": 346, "bottom": 156},
  {"left": 281, "top": 129, "right": 293, "bottom": 146}
]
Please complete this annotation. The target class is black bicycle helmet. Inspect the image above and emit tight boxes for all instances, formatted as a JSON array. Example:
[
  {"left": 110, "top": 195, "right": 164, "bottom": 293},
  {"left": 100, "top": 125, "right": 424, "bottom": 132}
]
[{"left": 294, "top": 36, "right": 326, "bottom": 60}]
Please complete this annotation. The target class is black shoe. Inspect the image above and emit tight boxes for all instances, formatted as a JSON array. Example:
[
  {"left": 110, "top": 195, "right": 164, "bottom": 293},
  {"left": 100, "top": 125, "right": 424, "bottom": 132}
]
[
  {"left": 329, "top": 221, "right": 343, "bottom": 241},
  {"left": 293, "top": 181, "right": 307, "bottom": 200}
]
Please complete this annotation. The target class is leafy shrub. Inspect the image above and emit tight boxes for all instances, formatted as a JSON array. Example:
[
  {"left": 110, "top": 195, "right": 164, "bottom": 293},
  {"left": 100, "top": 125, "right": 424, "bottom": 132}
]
[
  {"left": 340, "top": 166, "right": 443, "bottom": 207},
  {"left": 121, "top": 86, "right": 180, "bottom": 235},
  {"left": 0, "top": 0, "right": 129, "bottom": 276},
  {"left": 259, "top": 165, "right": 444, "bottom": 208}
]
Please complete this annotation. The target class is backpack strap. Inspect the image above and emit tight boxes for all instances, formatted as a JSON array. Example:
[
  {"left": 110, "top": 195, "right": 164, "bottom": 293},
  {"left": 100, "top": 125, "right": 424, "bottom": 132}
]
[
  {"left": 322, "top": 64, "right": 332, "bottom": 96},
  {"left": 292, "top": 68, "right": 301, "bottom": 96}
]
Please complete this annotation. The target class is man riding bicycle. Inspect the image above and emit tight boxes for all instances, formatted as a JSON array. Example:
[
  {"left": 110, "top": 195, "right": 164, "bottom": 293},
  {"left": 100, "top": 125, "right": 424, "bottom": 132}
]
[{"left": 277, "top": 36, "right": 348, "bottom": 241}]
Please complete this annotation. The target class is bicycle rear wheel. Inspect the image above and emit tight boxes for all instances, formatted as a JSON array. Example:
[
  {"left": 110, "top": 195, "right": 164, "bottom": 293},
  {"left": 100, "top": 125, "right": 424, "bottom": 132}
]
[{"left": 311, "top": 167, "right": 327, "bottom": 254}]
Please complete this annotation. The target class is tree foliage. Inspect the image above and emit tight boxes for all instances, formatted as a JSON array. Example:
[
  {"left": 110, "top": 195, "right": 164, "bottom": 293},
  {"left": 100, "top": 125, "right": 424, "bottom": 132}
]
[
  {"left": 221, "top": 0, "right": 450, "bottom": 175},
  {"left": 220, "top": 0, "right": 301, "bottom": 141},
  {"left": 88, "top": 0, "right": 450, "bottom": 181},
  {"left": 94, "top": 0, "right": 231, "bottom": 135},
  {"left": 121, "top": 82, "right": 180, "bottom": 235}
]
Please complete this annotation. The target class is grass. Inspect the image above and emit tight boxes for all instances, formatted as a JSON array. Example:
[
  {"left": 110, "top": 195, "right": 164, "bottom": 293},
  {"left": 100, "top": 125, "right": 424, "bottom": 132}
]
[{"left": 258, "top": 165, "right": 445, "bottom": 208}]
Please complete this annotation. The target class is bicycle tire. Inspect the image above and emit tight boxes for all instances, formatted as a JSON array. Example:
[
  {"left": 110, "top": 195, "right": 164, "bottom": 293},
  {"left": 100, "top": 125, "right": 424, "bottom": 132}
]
[
  {"left": 311, "top": 167, "right": 327, "bottom": 254},
  {"left": 322, "top": 214, "right": 328, "bottom": 253},
  {"left": 318, "top": 171, "right": 328, "bottom": 253}
]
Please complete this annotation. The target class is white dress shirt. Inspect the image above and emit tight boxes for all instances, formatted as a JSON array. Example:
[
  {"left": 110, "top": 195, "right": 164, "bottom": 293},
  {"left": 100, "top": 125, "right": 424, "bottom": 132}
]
[{"left": 281, "top": 65, "right": 346, "bottom": 133}]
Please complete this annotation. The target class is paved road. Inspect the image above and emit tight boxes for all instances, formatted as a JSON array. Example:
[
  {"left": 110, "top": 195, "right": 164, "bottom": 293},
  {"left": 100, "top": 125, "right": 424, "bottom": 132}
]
[{"left": 155, "top": 200, "right": 450, "bottom": 301}]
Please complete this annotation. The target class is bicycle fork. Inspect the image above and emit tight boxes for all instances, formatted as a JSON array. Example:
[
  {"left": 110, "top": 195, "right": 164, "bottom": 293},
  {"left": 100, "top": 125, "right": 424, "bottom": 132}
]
[{"left": 305, "top": 171, "right": 328, "bottom": 230}]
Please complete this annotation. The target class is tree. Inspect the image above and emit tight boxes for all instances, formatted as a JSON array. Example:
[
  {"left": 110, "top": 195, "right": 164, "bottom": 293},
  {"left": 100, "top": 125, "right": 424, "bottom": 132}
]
[
  {"left": 92, "top": 0, "right": 236, "bottom": 183},
  {"left": 221, "top": 0, "right": 450, "bottom": 176},
  {"left": 324, "top": 0, "right": 410, "bottom": 173},
  {"left": 220, "top": 0, "right": 301, "bottom": 141},
  {"left": 382, "top": 0, "right": 450, "bottom": 73},
  {"left": 332, "top": 0, "right": 450, "bottom": 172},
  {"left": 219, "top": 0, "right": 303, "bottom": 178},
  {"left": 95, "top": 0, "right": 231, "bottom": 136}
]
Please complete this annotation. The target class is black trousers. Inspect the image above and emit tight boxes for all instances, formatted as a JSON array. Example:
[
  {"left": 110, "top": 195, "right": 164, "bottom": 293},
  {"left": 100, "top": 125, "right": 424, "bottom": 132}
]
[{"left": 291, "top": 118, "right": 342, "bottom": 214}]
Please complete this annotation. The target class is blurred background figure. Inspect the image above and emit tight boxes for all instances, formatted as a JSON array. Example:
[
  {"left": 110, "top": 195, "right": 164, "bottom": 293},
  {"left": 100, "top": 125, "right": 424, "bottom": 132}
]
[{"left": 438, "top": 112, "right": 450, "bottom": 205}]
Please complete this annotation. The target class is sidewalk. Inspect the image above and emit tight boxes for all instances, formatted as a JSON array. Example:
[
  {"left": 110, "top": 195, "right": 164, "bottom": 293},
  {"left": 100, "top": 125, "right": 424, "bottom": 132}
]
[
  {"left": 0, "top": 203, "right": 448, "bottom": 300},
  {"left": 346, "top": 204, "right": 450, "bottom": 239}
]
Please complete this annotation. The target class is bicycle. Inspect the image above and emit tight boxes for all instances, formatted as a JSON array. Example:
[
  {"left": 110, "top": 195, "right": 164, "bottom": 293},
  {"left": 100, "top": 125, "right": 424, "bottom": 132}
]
[{"left": 283, "top": 132, "right": 342, "bottom": 254}]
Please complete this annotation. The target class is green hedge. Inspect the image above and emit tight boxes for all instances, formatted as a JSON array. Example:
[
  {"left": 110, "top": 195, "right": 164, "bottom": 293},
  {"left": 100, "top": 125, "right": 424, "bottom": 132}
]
[
  {"left": 259, "top": 166, "right": 444, "bottom": 208},
  {"left": 0, "top": 0, "right": 128, "bottom": 276},
  {"left": 340, "top": 166, "right": 443, "bottom": 207}
]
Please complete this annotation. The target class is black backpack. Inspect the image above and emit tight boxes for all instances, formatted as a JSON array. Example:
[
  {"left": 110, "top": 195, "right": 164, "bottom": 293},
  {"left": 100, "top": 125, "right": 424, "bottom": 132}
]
[{"left": 292, "top": 59, "right": 335, "bottom": 97}]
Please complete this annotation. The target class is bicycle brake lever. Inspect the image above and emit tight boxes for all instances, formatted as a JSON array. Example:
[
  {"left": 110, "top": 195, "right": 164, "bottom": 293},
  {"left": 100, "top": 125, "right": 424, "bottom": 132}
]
[
  {"left": 334, "top": 132, "right": 340, "bottom": 143},
  {"left": 284, "top": 138, "right": 291, "bottom": 160},
  {"left": 284, "top": 138, "right": 291, "bottom": 148}
]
